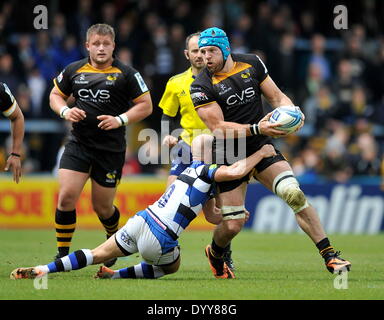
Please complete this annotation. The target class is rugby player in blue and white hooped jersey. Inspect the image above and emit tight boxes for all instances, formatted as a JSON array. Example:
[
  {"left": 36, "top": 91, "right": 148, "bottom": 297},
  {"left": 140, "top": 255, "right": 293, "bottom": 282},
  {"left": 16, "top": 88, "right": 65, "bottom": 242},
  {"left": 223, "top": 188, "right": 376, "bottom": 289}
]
[{"left": 10, "top": 135, "right": 276, "bottom": 280}]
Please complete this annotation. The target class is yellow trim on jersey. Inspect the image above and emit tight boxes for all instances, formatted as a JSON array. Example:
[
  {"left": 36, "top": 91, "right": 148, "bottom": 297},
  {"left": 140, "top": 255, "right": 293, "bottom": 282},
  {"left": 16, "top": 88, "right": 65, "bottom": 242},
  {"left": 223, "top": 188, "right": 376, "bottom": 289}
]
[
  {"left": 133, "top": 90, "right": 150, "bottom": 101},
  {"left": 159, "top": 67, "right": 209, "bottom": 145},
  {"left": 259, "top": 75, "right": 270, "bottom": 86},
  {"left": 212, "top": 62, "right": 252, "bottom": 84},
  {"left": 76, "top": 63, "right": 123, "bottom": 74},
  {"left": 194, "top": 101, "right": 216, "bottom": 109},
  {"left": 2, "top": 100, "right": 17, "bottom": 117},
  {"left": 53, "top": 79, "right": 69, "bottom": 98}
]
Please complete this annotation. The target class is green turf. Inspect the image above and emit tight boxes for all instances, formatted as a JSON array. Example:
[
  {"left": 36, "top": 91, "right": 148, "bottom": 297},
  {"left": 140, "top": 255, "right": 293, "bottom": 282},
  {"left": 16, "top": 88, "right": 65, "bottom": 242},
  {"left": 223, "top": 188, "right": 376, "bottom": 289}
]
[{"left": 0, "top": 229, "right": 383, "bottom": 300}]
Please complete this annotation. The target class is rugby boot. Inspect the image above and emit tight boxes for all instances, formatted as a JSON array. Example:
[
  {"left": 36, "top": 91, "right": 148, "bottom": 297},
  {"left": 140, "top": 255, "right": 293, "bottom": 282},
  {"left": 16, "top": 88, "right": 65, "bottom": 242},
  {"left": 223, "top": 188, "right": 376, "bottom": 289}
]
[
  {"left": 10, "top": 267, "right": 45, "bottom": 279},
  {"left": 324, "top": 251, "right": 351, "bottom": 274},
  {"left": 95, "top": 266, "right": 115, "bottom": 279},
  {"left": 223, "top": 248, "right": 235, "bottom": 271},
  {"left": 205, "top": 245, "right": 235, "bottom": 279}
]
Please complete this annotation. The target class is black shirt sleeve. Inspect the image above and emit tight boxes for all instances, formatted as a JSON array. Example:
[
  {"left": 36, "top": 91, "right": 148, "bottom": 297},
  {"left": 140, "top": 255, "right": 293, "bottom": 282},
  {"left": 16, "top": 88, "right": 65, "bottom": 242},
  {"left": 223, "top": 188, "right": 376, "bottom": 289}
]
[
  {"left": 190, "top": 74, "right": 217, "bottom": 109},
  {"left": 0, "top": 82, "right": 16, "bottom": 114},
  {"left": 124, "top": 67, "right": 150, "bottom": 99},
  {"left": 251, "top": 54, "right": 269, "bottom": 83},
  {"left": 53, "top": 64, "right": 77, "bottom": 98}
]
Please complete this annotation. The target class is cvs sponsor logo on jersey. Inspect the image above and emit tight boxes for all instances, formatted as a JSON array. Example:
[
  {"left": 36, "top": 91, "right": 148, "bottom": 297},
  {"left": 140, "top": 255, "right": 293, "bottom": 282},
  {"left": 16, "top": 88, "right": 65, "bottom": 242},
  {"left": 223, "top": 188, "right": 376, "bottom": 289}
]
[
  {"left": 78, "top": 88, "right": 111, "bottom": 100},
  {"left": 226, "top": 86, "right": 255, "bottom": 105}
]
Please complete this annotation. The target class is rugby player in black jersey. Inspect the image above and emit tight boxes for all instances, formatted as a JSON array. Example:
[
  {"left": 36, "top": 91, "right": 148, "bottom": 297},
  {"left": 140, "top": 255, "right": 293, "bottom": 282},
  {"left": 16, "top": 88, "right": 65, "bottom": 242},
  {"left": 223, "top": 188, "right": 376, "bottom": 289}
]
[
  {"left": 191, "top": 27, "right": 351, "bottom": 278},
  {"left": 0, "top": 82, "right": 24, "bottom": 183},
  {"left": 49, "top": 24, "right": 152, "bottom": 266}
]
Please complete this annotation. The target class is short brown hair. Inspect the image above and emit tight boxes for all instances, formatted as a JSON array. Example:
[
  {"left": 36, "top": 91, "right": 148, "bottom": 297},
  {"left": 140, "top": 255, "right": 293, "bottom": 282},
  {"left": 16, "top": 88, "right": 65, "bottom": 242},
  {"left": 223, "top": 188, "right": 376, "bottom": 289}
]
[
  {"left": 86, "top": 23, "right": 115, "bottom": 42},
  {"left": 185, "top": 32, "right": 201, "bottom": 50}
]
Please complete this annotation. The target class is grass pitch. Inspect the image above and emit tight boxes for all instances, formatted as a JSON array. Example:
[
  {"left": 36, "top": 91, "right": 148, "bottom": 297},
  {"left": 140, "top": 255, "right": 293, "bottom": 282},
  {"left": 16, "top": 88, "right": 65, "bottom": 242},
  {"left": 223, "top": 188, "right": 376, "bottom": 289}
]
[{"left": 0, "top": 229, "right": 383, "bottom": 300}]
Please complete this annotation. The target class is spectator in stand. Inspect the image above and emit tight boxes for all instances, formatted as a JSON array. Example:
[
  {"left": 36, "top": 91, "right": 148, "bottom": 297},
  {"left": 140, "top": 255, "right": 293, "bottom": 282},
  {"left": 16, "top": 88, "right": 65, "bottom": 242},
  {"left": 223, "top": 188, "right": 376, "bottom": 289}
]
[
  {"left": 331, "top": 59, "right": 361, "bottom": 121},
  {"left": 26, "top": 67, "right": 46, "bottom": 118},
  {"left": 320, "top": 124, "right": 353, "bottom": 183},
  {"left": 31, "top": 31, "right": 57, "bottom": 83},
  {"left": 291, "top": 146, "right": 321, "bottom": 183},
  {"left": 0, "top": 53, "right": 22, "bottom": 93},
  {"left": 15, "top": 34, "right": 34, "bottom": 74},
  {"left": 100, "top": 2, "right": 117, "bottom": 29},
  {"left": 115, "top": 16, "right": 139, "bottom": 58},
  {"left": 169, "top": 24, "right": 188, "bottom": 74},
  {"left": 297, "top": 62, "right": 325, "bottom": 106},
  {"left": 272, "top": 32, "right": 297, "bottom": 96},
  {"left": 298, "top": 11, "right": 316, "bottom": 39},
  {"left": 116, "top": 47, "right": 132, "bottom": 66},
  {"left": 303, "top": 85, "right": 335, "bottom": 132},
  {"left": 50, "top": 13, "right": 67, "bottom": 49},
  {"left": 52, "top": 35, "right": 83, "bottom": 71},
  {"left": 349, "top": 132, "right": 382, "bottom": 176}
]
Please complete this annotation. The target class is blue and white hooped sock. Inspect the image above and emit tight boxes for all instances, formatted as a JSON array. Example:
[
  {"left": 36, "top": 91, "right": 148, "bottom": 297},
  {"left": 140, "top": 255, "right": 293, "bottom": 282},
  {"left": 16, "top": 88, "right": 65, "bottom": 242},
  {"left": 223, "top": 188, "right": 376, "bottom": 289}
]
[
  {"left": 41, "top": 249, "right": 93, "bottom": 273},
  {"left": 113, "top": 262, "right": 165, "bottom": 279}
]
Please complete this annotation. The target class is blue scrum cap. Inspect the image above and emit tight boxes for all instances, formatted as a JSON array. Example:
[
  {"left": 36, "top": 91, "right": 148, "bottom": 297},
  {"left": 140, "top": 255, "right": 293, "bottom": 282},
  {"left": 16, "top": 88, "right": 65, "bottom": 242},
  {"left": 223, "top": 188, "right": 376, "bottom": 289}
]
[{"left": 198, "top": 27, "right": 231, "bottom": 61}]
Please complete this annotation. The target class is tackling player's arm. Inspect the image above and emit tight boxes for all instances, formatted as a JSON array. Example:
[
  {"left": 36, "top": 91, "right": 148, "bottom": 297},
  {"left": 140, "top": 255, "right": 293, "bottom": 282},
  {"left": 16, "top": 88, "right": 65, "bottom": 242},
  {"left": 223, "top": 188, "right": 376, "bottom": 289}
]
[
  {"left": 202, "top": 197, "right": 222, "bottom": 225},
  {"left": 4, "top": 104, "right": 24, "bottom": 183},
  {"left": 97, "top": 92, "right": 152, "bottom": 130},
  {"left": 214, "top": 144, "right": 277, "bottom": 182}
]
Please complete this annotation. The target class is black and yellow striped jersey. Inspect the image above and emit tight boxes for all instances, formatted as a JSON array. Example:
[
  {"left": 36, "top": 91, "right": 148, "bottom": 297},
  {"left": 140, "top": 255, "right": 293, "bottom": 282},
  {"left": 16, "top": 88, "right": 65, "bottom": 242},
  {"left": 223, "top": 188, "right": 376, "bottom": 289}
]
[
  {"left": 53, "top": 57, "right": 149, "bottom": 152},
  {"left": 0, "top": 82, "right": 17, "bottom": 117},
  {"left": 190, "top": 53, "right": 272, "bottom": 157}
]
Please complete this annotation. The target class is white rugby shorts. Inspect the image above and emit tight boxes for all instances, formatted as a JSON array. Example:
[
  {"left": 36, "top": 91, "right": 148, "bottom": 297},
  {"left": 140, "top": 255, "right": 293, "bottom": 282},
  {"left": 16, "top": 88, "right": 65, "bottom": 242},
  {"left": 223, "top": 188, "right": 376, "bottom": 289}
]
[{"left": 115, "top": 210, "right": 180, "bottom": 266}]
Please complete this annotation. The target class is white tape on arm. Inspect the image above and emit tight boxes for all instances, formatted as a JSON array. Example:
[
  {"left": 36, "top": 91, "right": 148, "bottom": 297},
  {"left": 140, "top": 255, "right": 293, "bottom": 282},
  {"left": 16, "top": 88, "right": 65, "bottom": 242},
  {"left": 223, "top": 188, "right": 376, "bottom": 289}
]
[
  {"left": 115, "top": 113, "right": 129, "bottom": 126},
  {"left": 59, "top": 106, "right": 70, "bottom": 118}
]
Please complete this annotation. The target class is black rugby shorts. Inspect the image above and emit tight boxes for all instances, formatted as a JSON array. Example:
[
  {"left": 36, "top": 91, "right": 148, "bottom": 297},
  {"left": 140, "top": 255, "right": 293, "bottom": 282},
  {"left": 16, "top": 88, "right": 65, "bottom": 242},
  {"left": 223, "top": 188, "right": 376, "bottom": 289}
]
[
  {"left": 59, "top": 141, "right": 125, "bottom": 188},
  {"left": 213, "top": 139, "right": 286, "bottom": 193}
]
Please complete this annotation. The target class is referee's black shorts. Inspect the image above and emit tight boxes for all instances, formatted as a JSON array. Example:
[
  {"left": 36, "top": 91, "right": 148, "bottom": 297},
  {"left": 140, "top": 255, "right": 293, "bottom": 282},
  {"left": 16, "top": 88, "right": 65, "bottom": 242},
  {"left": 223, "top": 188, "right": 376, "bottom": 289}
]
[
  {"left": 59, "top": 140, "right": 125, "bottom": 188},
  {"left": 213, "top": 138, "right": 286, "bottom": 193}
]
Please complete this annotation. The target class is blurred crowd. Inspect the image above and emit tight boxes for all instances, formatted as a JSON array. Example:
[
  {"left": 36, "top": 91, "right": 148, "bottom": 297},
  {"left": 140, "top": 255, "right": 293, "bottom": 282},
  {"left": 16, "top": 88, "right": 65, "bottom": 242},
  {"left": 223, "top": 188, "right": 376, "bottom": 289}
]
[{"left": 0, "top": 0, "right": 383, "bottom": 184}]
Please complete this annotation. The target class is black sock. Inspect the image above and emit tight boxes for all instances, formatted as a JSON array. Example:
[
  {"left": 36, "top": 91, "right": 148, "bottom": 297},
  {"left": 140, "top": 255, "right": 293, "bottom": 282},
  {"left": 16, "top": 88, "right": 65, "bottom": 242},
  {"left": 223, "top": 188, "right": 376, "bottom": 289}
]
[
  {"left": 99, "top": 206, "right": 120, "bottom": 238},
  {"left": 223, "top": 242, "right": 231, "bottom": 254},
  {"left": 316, "top": 237, "right": 335, "bottom": 258},
  {"left": 55, "top": 209, "right": 76, "bottom": 257},
  {"left": 211, "top": 239, "right": 226, "bottom": 258}
]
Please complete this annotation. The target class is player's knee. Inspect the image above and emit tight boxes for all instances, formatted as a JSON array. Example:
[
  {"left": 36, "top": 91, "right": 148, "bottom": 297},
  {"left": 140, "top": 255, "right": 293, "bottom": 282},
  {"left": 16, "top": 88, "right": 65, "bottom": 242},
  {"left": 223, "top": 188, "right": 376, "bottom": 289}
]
[
  {"left": 273, "top": 171, "right": 309, "bottom": 214},
  {"left": 92, "top": 202, "right": 113, "bottom": 218},
  {"left": 221, "top": 210, "right": 245, "bottom": 237},
  {"left": 57, "top": 192, "right": 78, "bottom": 209}
]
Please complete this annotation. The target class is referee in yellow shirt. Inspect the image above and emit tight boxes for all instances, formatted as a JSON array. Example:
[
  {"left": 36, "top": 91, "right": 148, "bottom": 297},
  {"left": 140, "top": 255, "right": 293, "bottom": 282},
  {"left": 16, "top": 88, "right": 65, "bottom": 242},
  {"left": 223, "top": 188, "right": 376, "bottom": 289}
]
[{"left": 159, "top": 32, "right": 235, "bottom": 270}]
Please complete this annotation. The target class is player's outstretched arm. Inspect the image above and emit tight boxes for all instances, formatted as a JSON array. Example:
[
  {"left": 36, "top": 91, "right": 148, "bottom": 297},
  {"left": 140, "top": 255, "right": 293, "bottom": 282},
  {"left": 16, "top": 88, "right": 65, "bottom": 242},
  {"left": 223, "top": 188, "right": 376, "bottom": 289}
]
[{"left": 214, "top": 144, "right": 277, "bottom": 182}]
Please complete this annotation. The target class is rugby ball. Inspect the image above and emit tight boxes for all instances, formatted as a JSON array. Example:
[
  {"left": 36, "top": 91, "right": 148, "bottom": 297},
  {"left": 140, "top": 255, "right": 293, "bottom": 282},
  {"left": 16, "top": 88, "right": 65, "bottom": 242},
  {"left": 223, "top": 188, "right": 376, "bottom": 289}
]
[{"left": 269, "top": 106, "right": 303, "bottom": 133}]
